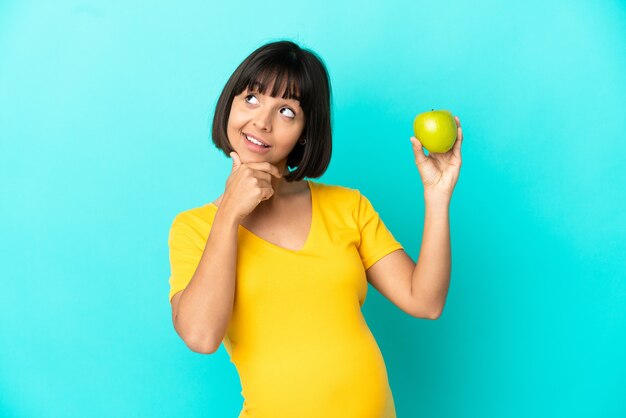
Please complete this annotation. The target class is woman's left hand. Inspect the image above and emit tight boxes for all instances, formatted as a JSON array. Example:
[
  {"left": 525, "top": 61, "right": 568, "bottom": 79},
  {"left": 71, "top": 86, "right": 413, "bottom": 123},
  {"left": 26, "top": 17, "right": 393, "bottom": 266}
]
[{"left": 410, "top": 115, "right": 463, "bottom": 200}]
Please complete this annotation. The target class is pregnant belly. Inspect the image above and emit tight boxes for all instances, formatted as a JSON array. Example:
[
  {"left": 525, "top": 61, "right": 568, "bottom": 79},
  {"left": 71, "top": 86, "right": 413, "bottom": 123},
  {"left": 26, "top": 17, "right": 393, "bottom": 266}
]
[{"left": 234, "top": 329, "right": 396, "bottom": 418}]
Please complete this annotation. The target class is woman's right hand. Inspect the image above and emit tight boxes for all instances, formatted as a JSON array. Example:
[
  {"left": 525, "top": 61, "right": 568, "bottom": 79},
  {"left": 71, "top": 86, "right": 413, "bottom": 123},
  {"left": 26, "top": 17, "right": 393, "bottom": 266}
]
[{"left": 220, "top": 152, "right": 283, "bottom": 222}]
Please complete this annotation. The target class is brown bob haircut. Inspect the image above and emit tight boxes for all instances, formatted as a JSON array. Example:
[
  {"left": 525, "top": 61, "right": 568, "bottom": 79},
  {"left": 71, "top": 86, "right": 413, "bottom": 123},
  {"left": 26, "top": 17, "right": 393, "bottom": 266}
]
[{"left": 211, "top": 40, "right": 333, "bottom": 182}]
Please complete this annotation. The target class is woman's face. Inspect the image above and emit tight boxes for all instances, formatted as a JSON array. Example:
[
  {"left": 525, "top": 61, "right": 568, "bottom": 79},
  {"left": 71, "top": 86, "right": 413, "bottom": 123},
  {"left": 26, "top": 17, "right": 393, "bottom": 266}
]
[{"left": 227, "top": 81, "right": 305, "bottom": 171}]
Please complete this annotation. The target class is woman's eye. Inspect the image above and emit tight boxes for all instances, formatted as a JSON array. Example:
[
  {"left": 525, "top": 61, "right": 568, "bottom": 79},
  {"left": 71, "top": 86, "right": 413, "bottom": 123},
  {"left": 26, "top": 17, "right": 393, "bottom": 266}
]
[
  {"left": 281, "top": 108, "right": 295, "bottom": 118},
  {"left": 244, "top": 94, "right": 258, "bottom": 104},
  {"left": 245, "top": 94, "right": 296, "bottom": 119}
]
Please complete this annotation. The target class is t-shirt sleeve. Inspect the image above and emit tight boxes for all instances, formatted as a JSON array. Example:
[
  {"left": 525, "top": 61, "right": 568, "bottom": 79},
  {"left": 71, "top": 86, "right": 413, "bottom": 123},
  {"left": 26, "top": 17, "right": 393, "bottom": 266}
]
[
  {"left": 167, "top": 213, "right": 206, "bottom": 303},
  {"left": 355, "top": 190, "right": 405, "bottom": 270}
]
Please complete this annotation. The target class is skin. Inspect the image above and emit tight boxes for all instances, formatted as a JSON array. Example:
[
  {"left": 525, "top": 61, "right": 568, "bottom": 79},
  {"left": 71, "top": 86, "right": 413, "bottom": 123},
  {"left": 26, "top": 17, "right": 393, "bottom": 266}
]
[
  {"left": 363, "top": 116, "right": 463, "bottom": 319},
  {"left": 410, "top": 116, "right": 463, "bottom": 198},
  {"left": 214, "top": 76, "right": 465, "bottom": 320},
  {"left": 218, "top": 79, "right": 308, "bottom": 211}
]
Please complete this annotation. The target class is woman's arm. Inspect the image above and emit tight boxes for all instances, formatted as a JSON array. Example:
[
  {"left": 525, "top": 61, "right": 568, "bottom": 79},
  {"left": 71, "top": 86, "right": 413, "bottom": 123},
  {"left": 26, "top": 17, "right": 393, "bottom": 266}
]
[
  {"left": 172, "top": 207, "right": 240, "bottom": 354},
  {"left": 409, "top": 115, "right": 463, "bottom": 318},
  {"left": 411, "top": 195, "right": 451, "bottom": 318},
  {"left": 365, "top": 194, "right": 451, "bottom": 319}
]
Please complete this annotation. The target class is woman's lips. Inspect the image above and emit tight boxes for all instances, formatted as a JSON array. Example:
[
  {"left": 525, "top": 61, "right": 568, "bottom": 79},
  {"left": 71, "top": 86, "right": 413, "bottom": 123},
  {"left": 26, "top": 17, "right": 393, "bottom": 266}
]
[
  {"left": 242, "top": 133, "right": 272, "bottom": 153},
  {"left": 243, "top": 132, "right": 270, "bottom": 147}
]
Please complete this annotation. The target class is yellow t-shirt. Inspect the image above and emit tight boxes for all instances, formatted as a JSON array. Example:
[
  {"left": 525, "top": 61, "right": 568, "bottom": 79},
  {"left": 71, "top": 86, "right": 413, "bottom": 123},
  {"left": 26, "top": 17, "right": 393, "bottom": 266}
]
[{"left": 168, "top": 180, "right": 405, "bottom": 418}]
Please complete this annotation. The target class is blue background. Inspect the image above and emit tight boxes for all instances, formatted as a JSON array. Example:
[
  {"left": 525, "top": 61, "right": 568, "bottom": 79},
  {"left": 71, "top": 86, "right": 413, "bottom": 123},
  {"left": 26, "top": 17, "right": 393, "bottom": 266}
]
[{"left": 1, "top": 0, "right": 625, "bottom": 417}]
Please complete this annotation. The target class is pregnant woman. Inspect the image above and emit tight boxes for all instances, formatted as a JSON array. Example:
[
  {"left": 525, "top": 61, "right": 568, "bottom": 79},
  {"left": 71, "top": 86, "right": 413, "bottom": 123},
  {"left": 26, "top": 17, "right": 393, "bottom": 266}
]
[{"left": 167, "top": 39, "right": 463, "bottom": 418}]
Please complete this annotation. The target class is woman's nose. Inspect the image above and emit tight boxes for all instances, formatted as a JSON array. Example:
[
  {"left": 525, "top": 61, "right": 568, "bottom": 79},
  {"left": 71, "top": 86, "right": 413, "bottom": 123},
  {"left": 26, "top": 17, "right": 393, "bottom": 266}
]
[{"left": 253, "top": 108, "right": 272, "bottom": 131}]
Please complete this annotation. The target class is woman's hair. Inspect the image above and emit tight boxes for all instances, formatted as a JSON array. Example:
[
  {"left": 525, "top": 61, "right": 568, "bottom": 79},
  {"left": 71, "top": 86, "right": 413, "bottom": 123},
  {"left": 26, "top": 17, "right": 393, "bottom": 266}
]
[{"left": 211, "top": 40, "right": 332, "bottom": 181}]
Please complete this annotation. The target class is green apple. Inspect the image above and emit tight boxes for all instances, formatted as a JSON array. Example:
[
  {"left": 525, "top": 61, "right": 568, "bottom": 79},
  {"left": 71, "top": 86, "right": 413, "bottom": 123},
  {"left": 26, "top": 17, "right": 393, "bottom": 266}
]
[{"left": 413, "top": 109, "right": 457, "bottom": 153}]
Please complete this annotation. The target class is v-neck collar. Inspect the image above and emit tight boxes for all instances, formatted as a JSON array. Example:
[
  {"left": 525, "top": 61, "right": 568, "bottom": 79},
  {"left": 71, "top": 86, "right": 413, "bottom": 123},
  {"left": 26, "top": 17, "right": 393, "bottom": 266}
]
[{"left": 207, "top": 179, "right": 316, "bottom": 254}]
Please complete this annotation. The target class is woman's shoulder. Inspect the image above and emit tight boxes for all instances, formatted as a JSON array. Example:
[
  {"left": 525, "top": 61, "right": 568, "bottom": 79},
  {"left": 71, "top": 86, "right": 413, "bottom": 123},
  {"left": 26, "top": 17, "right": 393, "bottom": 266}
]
[
  {"left": 170, "top": 202, "right": 216, "bottom": 230},
  {"left": 310, "top": 179, "right": 361, "bottom": 205}
]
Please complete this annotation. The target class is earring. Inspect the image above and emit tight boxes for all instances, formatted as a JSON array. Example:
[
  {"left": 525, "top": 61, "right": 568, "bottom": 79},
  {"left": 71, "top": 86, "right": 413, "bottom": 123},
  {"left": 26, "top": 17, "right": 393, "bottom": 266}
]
[{"left": 299, "top": 138, "right": 307, "bottom": 145}]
